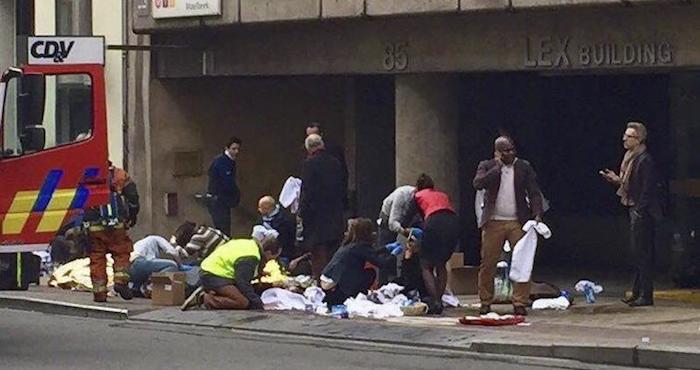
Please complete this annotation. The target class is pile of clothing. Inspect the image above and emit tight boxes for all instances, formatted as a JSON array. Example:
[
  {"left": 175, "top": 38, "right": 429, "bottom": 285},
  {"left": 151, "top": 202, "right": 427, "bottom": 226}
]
[{"left": 261, "top": 281, "right": 433, "bottom": 320}]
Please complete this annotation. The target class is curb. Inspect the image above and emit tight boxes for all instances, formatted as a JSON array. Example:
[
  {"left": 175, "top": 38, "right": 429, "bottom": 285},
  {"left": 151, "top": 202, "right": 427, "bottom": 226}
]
[
  {"left": 0, "top": 295, "right": 128, "bottom": 320},
  {"left": 3, "top": 296, "right": 698, "bottom": 370},
  {"left": 129, "top": 313, "right": 700, "bottom": 370},
  {"left": 469, "top": 341, "right": 700, "bottom": 369}
]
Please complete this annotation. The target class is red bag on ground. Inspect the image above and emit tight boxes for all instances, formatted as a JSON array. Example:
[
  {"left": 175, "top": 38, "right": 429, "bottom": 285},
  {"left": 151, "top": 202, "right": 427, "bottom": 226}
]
[{"left": 458, "top": 315, "right": 525, "bottom": 326}]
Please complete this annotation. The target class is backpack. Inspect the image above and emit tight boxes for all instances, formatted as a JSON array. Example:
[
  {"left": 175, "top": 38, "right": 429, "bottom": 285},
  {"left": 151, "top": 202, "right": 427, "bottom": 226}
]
[{"left": 109, "top": 167, "right": 140, "bottom": 226}]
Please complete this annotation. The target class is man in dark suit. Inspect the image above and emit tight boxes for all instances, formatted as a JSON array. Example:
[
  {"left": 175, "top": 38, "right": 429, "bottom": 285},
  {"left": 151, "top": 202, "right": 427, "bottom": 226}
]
[
  {"left": 207, "top": 137, "right": 241, "bottom": 237},
  {"left": 300, "top": 134, "right": 346, "bottom": 279},
  {"left": 601, "top": 122, "right": 663, "bottom": 307},
  {"left": 473, "top": 136, "right": 543, "bottom": 316},
  {"left": 306, "top": 122, "right": 349, "bottom": 211}
]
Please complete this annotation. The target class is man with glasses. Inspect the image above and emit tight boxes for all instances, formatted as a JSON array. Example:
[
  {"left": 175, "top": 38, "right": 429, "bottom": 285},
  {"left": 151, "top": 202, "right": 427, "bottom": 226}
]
[
  {"left": 601, "top": 122, "right": 663, "bottom": 307},
  {"left": 473, "top": 136, "right": 544, "bottom": 316}
]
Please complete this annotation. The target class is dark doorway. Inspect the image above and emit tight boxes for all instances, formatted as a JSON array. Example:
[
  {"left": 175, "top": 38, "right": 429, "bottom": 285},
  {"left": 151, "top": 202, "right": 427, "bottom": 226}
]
[
  {"left": 353, "top": 76, "right": 396, "bottom": 219},
  {"left": 459, "top": 73, "right": 672, "bottom": 270}
]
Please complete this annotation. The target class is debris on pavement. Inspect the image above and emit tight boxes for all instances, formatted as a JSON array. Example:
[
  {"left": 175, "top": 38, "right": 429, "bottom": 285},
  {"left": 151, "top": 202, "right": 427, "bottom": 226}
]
[
  {"left": 459, "top": 312, "right": 526, "bottom": 326},
  {"left": 442, "top": 292, "right": 461, "bottom": 307},
  {"left": 532, "top": 296, "right": 570, "bottom": 310},
  {"left": 575, "top": 280, "right": 604, "bottom": 303}
]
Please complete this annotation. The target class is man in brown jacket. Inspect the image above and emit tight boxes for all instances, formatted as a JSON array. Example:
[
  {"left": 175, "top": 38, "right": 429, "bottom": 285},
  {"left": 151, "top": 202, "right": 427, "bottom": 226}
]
[{"left": 473, "top": 136, "right": 543, "bottom": 316}]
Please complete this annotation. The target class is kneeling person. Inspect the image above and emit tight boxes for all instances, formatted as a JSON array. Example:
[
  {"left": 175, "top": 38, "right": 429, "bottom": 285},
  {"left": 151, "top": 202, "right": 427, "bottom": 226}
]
[
  {"left": 321, "top": 218, "right": 396, "bottom": 306},
  {"left": 182, "top": 238, "right": 281, "bottom": 310}
]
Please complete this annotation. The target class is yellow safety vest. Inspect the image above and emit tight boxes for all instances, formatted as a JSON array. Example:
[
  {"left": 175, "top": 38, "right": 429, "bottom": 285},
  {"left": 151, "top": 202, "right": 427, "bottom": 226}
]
[{"left": 200, "top": 239, "right": 261, "bottom": 280}]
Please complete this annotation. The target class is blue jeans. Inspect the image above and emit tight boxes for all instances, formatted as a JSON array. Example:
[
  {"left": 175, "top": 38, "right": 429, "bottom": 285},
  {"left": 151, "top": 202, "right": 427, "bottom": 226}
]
[{"left": 129, "top": 257, "right": 179, "bottom": 290}]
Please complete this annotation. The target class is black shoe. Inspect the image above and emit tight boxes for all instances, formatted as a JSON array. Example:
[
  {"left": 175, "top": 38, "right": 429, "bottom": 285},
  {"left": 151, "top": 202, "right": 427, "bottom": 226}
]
[
  {"left": 181, "top": 286, "right": 204, "bottom": 311},
  {"left": 626, "top": 298, "right": 653, "bottom": 307},
  {"left": 621, "top": 296, "right": 638, "bottom": 305},
  {"left": 479, "top": 304, "right": 491, "bottom": 315},
  {"left": 114, "top": 284, "right": 134, "bottom": 300},
  {"left": 427, "top": 300, "right": 444, "bottom": 315},
  {"left": 513, "top": 306, "right": 528, "bottom": 316}
]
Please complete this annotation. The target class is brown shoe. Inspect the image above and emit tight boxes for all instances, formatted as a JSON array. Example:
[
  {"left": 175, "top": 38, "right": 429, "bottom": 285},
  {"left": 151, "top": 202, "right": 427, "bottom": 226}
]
[
  {"left": 479, "top": 304, "right": 491, "bottom": 315},
  {"left": 621, "top": 295, "right": 638, "bottom": 305},
  {"left": 93, "top": 292, "right": 107, "bottom": 303},
  {"left": 513, "top": 306, "right": 528, "bottom": 316}
]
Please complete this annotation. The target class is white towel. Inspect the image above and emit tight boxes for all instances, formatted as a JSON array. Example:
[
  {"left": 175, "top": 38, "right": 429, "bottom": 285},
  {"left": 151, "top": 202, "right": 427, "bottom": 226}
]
[
  {"left": 509, "top": 221, "right": 552, "bottom": 283},
  {"left": 279, "top": 176, "right": 302, "bottom": 214}
]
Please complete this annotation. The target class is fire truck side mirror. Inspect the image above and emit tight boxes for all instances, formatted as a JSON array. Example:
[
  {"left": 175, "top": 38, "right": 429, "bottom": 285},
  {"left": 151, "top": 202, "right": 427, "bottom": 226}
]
[
  {"left": 18, "top": 74, "right": 46, "bottom": 129},
  {"left": 19, "top": 125, "right": 45, "bottom": 153}
]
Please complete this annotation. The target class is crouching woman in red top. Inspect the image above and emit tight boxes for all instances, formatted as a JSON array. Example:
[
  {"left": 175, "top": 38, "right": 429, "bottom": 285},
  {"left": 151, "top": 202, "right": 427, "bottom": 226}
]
[{"left": 411, "top": 174, "right": 460, "bottom": 315}]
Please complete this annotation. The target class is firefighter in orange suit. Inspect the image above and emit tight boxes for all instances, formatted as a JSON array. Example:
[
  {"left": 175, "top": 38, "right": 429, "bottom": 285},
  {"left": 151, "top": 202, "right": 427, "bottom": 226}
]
[{"left": 84, "top": 162, "right": 140, "bottom": 302}]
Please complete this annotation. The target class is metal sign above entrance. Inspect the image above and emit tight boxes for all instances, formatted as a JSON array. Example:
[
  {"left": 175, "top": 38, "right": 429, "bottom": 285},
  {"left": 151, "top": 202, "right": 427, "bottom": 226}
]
[{"left": 523, "top": 36, "right": 674, "bottom": 69}]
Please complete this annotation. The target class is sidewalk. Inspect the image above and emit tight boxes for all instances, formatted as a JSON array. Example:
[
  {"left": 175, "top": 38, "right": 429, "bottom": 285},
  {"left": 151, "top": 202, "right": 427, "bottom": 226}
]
[{"left": 2, "top": 285, "right": 699, "bottom": 369}]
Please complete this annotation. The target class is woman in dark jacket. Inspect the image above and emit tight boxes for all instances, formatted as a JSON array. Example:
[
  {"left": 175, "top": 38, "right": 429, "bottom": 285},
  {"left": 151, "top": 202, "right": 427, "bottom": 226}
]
[{"left": 321, "top": 218, "right": 395, "bottom": 306}]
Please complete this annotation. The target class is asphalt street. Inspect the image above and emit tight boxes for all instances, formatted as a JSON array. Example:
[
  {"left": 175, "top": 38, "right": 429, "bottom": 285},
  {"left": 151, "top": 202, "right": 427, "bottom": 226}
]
[{"left": 0, "top": 309, "right": 652, "bottom": 370}]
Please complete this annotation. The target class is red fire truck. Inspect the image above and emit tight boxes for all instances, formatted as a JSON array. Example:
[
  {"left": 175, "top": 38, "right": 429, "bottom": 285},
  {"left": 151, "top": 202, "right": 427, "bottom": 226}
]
[{"left": 0, "top": 36, "right": 111, "bottom": 289}]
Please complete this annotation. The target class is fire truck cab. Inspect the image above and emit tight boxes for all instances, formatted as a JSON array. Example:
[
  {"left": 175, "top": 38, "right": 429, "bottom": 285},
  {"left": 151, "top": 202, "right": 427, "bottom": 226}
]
[{"left": 0, "top": 36, "right": 110, "bottom": 288}]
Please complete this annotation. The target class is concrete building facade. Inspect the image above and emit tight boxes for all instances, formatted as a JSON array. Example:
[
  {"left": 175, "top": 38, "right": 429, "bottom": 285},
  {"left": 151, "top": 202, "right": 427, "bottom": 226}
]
[
  {"left": 0, "top": 0, "right": 15, "bottom": 72},
  {"left": 129, "top": 0, "right": 700, "bottom": 270},
  {"left": 25, "top": 0, "right": 127, "bottom": 168}
]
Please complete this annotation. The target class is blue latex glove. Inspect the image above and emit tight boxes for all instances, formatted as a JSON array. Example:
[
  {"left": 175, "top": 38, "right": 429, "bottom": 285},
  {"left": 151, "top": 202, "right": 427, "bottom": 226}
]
[
  {"left": 384, "top": 242, "right": 404, "bottom": 256},
  {"left": 408, "top": 228, "right": 424, "bottom": 242}
]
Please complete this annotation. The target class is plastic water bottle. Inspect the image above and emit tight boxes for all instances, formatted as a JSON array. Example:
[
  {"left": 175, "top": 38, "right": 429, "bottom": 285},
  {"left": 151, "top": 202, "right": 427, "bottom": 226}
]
[
  {"left": 330, "top": 304, "right": 348, "bottom": 319},
  {"left": 583, "top": 285, "right": 596, "bottom": 304}
]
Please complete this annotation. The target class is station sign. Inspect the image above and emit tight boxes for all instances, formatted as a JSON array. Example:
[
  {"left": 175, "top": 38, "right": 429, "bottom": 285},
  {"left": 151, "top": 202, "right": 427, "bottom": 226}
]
[{"left": 152, "top": 0, "right": 221, "bottom": 19}]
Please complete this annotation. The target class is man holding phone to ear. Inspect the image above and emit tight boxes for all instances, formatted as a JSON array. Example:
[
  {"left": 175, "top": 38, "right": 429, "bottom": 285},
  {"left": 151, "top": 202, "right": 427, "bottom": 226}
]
[
  {"left": 600, "top": 122, "right": 663, "bottom": 307},
  {"left": 473, "top": 136, "right": 544, "bottom": 316}
]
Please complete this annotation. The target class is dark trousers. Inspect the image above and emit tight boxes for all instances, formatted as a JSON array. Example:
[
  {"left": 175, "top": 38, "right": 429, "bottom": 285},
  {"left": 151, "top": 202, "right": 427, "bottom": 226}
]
[
  {"left": 324, "top": 269, "right": 376, "bottom": 306},
  {"left": 630, "top": 208, "right": 656, "bottom": 301},
  {"left": 377, "top": 220, "right": 398, "bottom": 285},
  {"left": 208, "top": 201, "right": 231, "bottom": 237}
]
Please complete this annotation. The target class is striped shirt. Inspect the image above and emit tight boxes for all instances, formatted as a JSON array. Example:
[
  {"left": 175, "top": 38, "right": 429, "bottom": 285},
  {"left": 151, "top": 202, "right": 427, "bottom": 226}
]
[{"left": 185, "top": 226, "right": 229, "bottom": 262}]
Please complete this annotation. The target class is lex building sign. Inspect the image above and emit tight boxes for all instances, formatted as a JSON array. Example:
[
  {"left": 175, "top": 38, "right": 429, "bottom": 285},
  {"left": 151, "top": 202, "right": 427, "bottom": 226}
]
[{"left": 152, "top": 0, "right": 221, "bottom": 19}]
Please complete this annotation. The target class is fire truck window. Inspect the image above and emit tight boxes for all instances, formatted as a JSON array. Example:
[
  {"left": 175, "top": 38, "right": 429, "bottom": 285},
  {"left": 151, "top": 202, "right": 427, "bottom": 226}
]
[
  {"left": 1, "top": 78, "right": 20, "bottom": 157},
  {"left": 1, "top": 73, "right": 92, "bottom": 158},
  {"left": 43, "top": 74, "right": 93, "bottom": 147}
]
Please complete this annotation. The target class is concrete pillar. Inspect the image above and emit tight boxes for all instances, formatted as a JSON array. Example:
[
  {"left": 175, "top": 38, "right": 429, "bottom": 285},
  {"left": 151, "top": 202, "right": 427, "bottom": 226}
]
[
  {"left": 395, "top": 74, "right": 460, "bottom": 206},
  {"left": 0, "top": 0, "right": 15, "bottom": 71}
]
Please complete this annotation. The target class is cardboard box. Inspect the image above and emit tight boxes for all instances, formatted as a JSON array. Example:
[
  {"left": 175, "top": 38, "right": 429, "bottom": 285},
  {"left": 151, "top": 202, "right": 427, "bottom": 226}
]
[
  {"left": 447, "top": 251, "right": 479, "bottom": 295},
  {"left": 151, "top": 272, "right": 187, "bottom": 306}
]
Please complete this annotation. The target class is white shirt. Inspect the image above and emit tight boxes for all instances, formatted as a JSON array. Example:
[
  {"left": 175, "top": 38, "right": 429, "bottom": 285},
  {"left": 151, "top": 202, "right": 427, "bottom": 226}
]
[
  {"left": 131, "top": 235, "right": 180, "bottom": 262},
  {"left": 492, "top": 163, "right": 518, "bottom": 221}
]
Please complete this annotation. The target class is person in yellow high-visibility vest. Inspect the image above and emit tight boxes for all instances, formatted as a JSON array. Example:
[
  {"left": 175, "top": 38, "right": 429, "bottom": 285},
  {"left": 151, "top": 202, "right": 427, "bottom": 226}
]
[{"left": 181, "top": 237, "right": 281, "bottom": 310}]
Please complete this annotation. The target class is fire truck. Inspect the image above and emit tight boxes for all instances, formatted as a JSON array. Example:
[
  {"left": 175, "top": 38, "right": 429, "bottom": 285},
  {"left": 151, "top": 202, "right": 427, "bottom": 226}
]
[{"left": 0, "top": 36, "right": 111, "bottom": 289}]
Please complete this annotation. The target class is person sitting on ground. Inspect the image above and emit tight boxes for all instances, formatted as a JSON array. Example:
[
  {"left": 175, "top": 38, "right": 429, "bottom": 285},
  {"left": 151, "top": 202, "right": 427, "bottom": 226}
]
[
  {"left": 181, "top": 237, "right": 282, "bottom": 311},
  {"left": 257, "top": 195, "right": 297, "bottom": 266},
  {"left": 129, "top": 223, "right": 195, "bottom": 297},
  {"left": 321, "top": 218, "right": 396, "bottom": 307}
]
